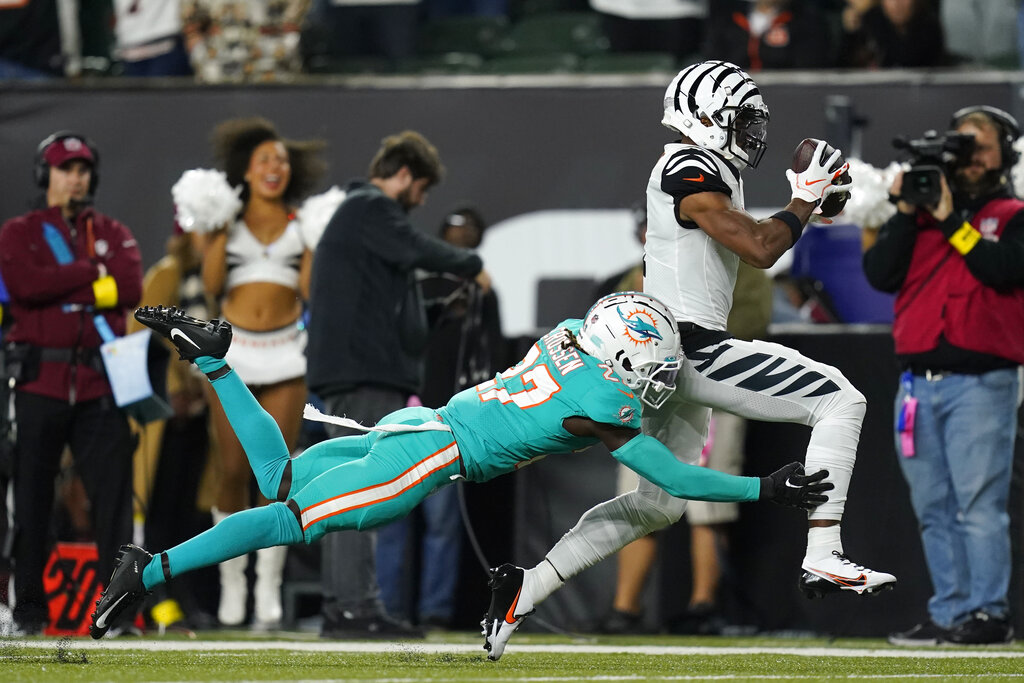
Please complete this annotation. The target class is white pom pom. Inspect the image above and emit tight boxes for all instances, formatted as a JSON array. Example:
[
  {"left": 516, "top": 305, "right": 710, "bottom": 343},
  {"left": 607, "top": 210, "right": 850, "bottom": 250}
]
[
  {"left": 171, "top": 169, "right": 243, "bottom": 234},
  {"left": 837, "top": 159, "right": 901, "bottom": 230},
  {"left": 296, "top": 186, "right": 347, "bottom": 249},
  {"left": 1011, "top": 137, "right": 1024, "bottom": 198}
]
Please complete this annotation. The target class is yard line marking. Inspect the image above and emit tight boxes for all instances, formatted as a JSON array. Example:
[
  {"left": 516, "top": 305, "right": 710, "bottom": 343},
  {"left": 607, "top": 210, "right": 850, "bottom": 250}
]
[{"left": 5, "top": 640, "right": 1024, "bottom": 659}]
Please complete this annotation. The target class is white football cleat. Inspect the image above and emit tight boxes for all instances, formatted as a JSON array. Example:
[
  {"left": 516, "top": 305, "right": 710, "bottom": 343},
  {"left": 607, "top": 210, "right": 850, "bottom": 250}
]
[
  {"left": 799, "top": 550, "right": 896, "bottom": 599},
  {"left": 481, "top": 564, "right": 535, "bottom": 661}
]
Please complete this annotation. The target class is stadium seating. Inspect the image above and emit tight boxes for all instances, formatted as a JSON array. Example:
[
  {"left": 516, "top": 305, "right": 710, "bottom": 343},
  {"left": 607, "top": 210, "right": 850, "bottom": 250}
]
[
  {"left": 496, "top": 12, "right": 610, "bottom": 58},
  {"left": 417, "top": 16, "right": 511, "bottom": 58}
]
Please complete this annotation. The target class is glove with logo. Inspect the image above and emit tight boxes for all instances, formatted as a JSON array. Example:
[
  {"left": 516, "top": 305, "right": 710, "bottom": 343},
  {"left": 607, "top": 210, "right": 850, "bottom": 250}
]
[
  {"left": 760, "top": 461, "right": 833, "bottom": 510},
  {"left": 786, "top": 139, "right": 852, "bottom": 210}
]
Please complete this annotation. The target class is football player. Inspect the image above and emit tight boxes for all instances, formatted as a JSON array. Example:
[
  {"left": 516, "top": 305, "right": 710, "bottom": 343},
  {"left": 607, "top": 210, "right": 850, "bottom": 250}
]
[
  {"left": 89, "top": 292, "right": 830, "bottom": 639},
  {"left": 482, "top": 61, "right": 895, "bottom": 662}
]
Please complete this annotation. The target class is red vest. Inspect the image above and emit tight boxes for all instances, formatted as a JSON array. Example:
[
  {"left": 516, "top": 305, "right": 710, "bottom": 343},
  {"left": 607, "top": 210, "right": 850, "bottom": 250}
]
[{"left": 892, "top": 198, "right": 1024, "bottom": 364}]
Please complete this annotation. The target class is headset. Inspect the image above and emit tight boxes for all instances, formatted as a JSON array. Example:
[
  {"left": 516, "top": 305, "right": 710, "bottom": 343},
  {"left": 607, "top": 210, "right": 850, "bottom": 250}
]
[
  {"left": 33, "top": 131, "right": 101, "bottom": 196},
  {"left": 950, "top": 105, "right": 1021, "bottom": 168}
]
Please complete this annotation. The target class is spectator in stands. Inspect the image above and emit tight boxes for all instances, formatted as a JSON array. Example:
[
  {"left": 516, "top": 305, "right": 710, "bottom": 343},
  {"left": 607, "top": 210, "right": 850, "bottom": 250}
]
[
  {"left": 0, "top": 0, "right": 64, "bottom": 78},
  {"left": 183, "top": 0, "right": 308, "bottom": 82},
  {"left": 0, "top": 132, "right": 143, "bottom": 634},
  {"left": 114, "top": 0, "right": 193, "bottom": 77},
  {"left": 589, "top": 0, "right": 705, "bottom": 63},
  {"left": 704, "top": 0, "right": 833, "bottom": 71},
  {"left": 305, "top": 0, "right": 421, "bottom": 70},
  {"left": 940, "top": 0, "right": 1017, "bottom": 68},
  {"left": 424, "top": 0, "right": 507, "bottom": 19},
  {"left": 376, "top": 206, "right": 504, "bottom": 630},
  {"left": 864, "top": 105, "right": 1023, "bottom": 646},
  {"left": 201, "top": 117, "right": 327, "bottom": 628},
  {"left": 838, "top": 0, "right": 947, "bottom": 68},
  {"left": 306, "top": 131, "right": 486, "bottom": 639}
]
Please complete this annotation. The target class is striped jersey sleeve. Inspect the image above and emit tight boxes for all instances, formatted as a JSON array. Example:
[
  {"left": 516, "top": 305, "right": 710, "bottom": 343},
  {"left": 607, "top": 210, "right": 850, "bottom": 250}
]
[{"left": 660, "top": 148, "right": 732, "bottom": 201}]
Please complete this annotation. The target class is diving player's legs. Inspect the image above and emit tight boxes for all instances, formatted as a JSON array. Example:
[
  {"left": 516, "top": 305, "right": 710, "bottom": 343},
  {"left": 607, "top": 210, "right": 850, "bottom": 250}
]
[
  {"left": 678, "top": 336, "right": 895, "bottom": 596},
  {"left": 134, "top": 306, "right": 291, "bottom": 501}
]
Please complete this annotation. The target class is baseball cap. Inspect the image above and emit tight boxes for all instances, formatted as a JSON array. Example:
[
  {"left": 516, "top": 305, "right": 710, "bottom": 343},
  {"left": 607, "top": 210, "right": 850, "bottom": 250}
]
[{"left": 43, "top": 136, "right": 94, "bottom": 168}]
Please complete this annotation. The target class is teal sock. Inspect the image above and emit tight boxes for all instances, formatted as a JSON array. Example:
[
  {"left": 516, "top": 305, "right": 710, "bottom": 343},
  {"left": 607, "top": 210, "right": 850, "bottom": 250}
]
[
  {"left": 204, "top": 365, "right": 290, "bottom": 500},
  {"left": 141, "top": 504, "right": 302, "bottom": 590},
  {"left": 195, "top": 355, "right": 226, "bottom": 374}
]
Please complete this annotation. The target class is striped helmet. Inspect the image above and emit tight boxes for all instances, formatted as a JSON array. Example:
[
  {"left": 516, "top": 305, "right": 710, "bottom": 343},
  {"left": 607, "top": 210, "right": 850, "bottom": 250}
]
[{"left": 662, "top": 61, "right": 770, "bottom": 168}]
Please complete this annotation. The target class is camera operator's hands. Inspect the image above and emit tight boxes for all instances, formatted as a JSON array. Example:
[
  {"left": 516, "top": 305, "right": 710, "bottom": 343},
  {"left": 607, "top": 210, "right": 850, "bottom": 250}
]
[
  {"left": 786, "top": 141, "right": 852, "bottom": 205},
  {"left": 889, "top": 172, "right": 917, "bottom": 216},
  {"left": 927, "top": 173, "right": 954, "bottom": 222}
]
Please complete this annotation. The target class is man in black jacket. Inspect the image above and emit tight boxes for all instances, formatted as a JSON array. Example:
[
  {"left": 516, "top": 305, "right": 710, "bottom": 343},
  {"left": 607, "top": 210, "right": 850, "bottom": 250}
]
[
  {"left": 306, "top": 130, "right": 487, "bottom": 638},
  {"left": 864, "top": 106, "right": 1024, "bottom": 646}
]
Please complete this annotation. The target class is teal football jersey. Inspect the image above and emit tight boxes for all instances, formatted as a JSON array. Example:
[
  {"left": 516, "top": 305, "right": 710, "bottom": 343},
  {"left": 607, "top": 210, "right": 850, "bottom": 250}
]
[{"left": 438, "top": 320, "right": 643, "bottom": 483}]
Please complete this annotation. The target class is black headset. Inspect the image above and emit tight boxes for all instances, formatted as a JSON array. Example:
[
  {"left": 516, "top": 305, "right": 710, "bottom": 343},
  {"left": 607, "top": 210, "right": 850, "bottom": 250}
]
[
  {"left": 34, "top": 131, "right": 101, "bottom": 195},
  {"left": 950, "top": 105, "right": 1021, "bottom": 168}
]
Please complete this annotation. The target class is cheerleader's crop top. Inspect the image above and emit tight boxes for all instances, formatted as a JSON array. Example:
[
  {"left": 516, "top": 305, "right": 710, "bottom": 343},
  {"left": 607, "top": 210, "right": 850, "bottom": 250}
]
[{"left": 224, "top": 218, "right": 305, "bottom": 290}]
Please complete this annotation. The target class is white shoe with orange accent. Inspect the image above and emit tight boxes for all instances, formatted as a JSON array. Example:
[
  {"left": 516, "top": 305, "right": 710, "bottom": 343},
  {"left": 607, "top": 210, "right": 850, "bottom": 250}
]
[
  {"left": 799, "top": 550, "right": 896, "bottom": 599},
  {"left": 481, "top": 564, "right": 534, "bottom": 661}
]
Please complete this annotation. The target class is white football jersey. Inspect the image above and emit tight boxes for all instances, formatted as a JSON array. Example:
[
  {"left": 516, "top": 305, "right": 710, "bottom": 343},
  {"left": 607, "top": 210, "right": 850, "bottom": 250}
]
[{"left": 644, "top": 142, "right": 745, "bottom": 331}]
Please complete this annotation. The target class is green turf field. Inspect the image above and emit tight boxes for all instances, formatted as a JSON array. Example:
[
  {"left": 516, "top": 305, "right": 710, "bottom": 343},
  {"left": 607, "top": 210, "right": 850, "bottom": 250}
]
[{"left": 3, "top": 632, "right": 1023, "bottom": 682}]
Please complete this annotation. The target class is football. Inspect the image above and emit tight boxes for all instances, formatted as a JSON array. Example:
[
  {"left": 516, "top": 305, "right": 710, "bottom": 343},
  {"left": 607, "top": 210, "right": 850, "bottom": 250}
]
[{"left": 791, "top": 137, "right": 851, "bottom": 218}]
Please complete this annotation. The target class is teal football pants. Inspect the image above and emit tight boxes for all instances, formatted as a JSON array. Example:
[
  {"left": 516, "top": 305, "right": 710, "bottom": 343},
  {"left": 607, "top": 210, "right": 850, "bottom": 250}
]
[{"left": 141, "top": 366, "right": 462, "bottom": 590}]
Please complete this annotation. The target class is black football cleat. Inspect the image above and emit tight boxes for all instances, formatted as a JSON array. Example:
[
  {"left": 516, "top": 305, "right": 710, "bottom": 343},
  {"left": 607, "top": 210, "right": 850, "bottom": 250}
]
[
  {"left": 799, "top": 551, "right": 896, "bottom": 599},
  {"left": 134, "top": 305, "right": 232, "bottom": 362},
  {"left": 90, "top": 544, "right": 153, "bottom": 639},
  {"left": 481, "top": 563, "right": 534, "bottom": 661}
]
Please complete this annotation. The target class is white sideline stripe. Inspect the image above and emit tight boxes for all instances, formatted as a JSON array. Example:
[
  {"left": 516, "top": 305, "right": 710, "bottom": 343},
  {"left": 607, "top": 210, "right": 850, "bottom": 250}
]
[
  {"left": 6, "top": 641, "right": 1024, "bottom": 659},
  {"left": 300, "top": 443, "right": 458, "bottom": 529}
]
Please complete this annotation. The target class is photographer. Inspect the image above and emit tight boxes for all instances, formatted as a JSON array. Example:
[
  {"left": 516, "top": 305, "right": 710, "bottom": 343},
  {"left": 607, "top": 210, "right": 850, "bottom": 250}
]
[
  {"left": 864, "top": 106, "right": 1024, "bottom": 646},
  {"left": 0, "top": 132, "right": 142, "bottom": 634}
]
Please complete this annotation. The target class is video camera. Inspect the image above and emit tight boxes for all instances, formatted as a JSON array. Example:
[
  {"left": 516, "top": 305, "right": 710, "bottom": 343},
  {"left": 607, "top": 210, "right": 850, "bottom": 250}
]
[{"left": 892, "top": 130, "right": 976, "bottom": 205}]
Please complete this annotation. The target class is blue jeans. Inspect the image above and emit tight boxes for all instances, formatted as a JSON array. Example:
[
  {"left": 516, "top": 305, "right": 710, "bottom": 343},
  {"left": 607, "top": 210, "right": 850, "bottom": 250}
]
[
  {"left": 376, "top": 483, "right": 462, "bottom": 622},
  {"left": 894, "top": 368, "right": 1019, "bottom": 627}
]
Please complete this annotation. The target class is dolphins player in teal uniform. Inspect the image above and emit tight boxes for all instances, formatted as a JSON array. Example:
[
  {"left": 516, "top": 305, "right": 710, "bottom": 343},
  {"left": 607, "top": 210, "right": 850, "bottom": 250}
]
[{"left": 89, "top": 292, "right": 830, "bottom": 640}]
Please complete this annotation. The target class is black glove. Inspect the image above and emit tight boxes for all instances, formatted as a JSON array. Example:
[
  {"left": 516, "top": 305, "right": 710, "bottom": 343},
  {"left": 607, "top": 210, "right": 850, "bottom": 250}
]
[{"left": 759, "top": 462, "right": 833, "bottom": 511}]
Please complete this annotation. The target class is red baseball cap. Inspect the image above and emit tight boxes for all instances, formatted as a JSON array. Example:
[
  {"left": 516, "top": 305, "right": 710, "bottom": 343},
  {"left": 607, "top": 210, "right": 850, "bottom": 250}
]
[{"left": 43, "top": 136, "right": 95, "bottom": 168}]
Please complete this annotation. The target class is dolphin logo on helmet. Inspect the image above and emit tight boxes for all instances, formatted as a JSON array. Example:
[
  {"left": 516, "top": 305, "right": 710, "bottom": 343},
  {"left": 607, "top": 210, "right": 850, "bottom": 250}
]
[{"left": 579, "top": 292, "right": 682, "bottom": 409}]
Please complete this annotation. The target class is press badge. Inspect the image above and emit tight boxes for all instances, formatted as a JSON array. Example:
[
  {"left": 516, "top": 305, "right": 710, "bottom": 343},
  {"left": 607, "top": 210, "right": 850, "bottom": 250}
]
[{"left": 897, "top": 370, "right": 917, "bottom": 457}]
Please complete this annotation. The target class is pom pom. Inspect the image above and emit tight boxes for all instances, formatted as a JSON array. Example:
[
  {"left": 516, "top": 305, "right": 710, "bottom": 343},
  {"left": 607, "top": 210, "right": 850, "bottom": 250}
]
[
  {"left": 171, "top": 169, "right": 242, "bottom": 234},
  {"left": 1011, "top": 137, "right": 1024, "bottom": 198},
  {"left": 836, "top": 159, "right": 901, "bottom": 229},
  {"left": 296, "top": 186, "right": 347, "bottom": 249}
]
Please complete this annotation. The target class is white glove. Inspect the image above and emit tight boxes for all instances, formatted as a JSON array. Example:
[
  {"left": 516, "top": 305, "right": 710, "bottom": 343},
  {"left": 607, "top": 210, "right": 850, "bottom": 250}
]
[{"left": 786, "top": 141, "right": 852, "bottom": 204}]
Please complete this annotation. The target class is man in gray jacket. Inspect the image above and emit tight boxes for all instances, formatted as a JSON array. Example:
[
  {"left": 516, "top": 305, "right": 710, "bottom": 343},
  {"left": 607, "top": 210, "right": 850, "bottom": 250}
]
[{"left": 307, "top": 130, "right": 486, "bottom": 638}]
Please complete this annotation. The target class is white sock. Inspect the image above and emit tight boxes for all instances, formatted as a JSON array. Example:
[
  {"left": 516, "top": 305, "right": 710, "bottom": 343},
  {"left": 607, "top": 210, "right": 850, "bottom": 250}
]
[
  {"left": 523, "top": 558, "right": 564, "bottom": 606},
  {"left": 805, "top": 524, "right": 843, "bottom": 563}
]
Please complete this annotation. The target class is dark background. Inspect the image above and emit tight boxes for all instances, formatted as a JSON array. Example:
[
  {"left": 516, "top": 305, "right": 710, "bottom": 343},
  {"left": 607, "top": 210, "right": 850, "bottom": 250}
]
[
  {"left": 2, "top": 72, "right": 1022, "bottom": 636},
  {"left": 0, "top": 73, "right": 1015, "bottom": 267}
]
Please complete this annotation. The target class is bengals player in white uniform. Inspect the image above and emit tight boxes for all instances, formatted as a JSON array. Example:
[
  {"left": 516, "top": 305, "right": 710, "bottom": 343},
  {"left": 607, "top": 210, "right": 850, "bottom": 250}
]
[{"left": 483, "top": 61, "right": 896, "bottom": 661}]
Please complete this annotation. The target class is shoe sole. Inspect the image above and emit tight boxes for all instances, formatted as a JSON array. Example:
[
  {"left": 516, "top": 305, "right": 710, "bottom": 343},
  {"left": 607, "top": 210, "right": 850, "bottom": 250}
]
[{"left": 799, "top": 572, "right": 896, "bottom": 599}]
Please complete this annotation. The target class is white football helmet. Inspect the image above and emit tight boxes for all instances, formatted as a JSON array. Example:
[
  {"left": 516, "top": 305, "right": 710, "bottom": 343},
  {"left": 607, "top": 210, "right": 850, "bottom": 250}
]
[
  {"left": 578, "top": 292, "right": 682, "bottom": 409},
  {"left": 662, "top": 60, "right": 770, "bottom": 168}
]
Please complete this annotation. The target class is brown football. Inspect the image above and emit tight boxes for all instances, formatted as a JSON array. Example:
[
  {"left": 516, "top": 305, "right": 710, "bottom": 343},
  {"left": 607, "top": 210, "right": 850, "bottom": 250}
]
[{"left": 792, "top": 137, "right": 851, "bottom": 218}]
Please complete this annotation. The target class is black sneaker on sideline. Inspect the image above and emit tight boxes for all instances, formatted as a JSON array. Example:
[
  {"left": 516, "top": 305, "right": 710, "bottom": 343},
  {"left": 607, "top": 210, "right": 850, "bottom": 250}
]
[
  {"left": 600, "top": 608, "right": 646, "bottom": 635},
  {"left": 134, "top": 306, "right": 232, "bottom": 362},
  {"left": 946, "top": 611, "right": 1014, "bottom": 645},
  {"left": 887, "top": 620, "right": 950, "bottom": 646},
  {"left": 89, "top": 544, "right": 153, "bottom": 639},
  {"left": 320, "top": 613, "right": 424, "bottom": 640}
]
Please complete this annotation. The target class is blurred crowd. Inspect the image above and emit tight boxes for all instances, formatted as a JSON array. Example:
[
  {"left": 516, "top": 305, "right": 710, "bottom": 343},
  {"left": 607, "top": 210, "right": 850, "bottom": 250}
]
[{"left": 1, "top": 0, "right": 1023, "bottom": 82}]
